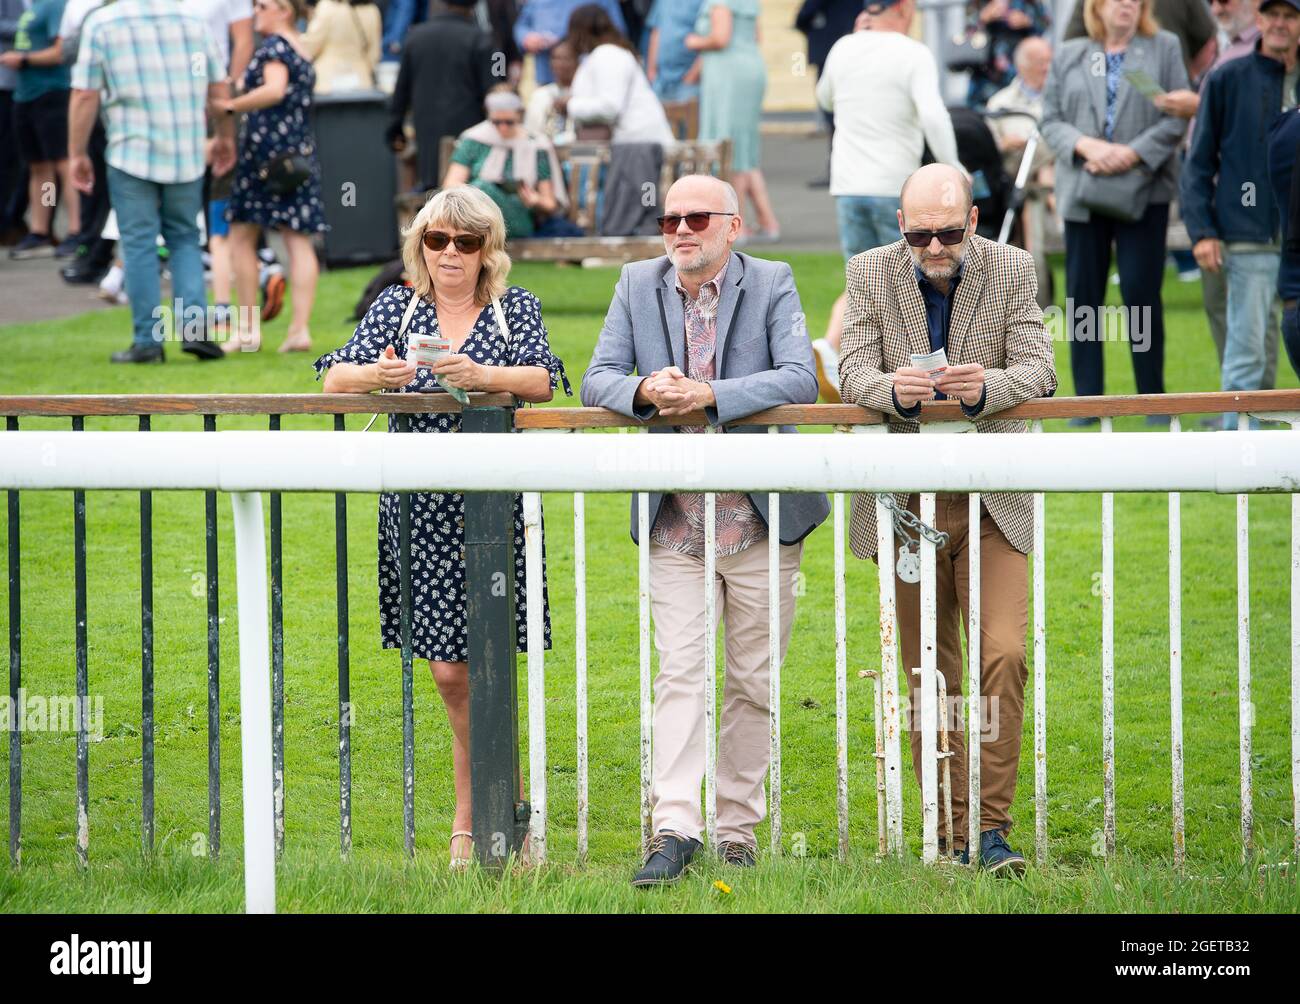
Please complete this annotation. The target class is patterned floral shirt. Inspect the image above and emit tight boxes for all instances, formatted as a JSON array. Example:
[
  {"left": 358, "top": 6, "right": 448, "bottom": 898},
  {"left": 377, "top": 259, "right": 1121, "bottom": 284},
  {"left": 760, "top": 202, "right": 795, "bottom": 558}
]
[{"left": 650, "top": 255, "right": 766, "bottom": 558}]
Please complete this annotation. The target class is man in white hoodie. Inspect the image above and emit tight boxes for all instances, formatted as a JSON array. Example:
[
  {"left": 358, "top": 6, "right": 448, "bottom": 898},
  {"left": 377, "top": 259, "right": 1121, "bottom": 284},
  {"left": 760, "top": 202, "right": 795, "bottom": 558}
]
[{"left": 811, "top": 0, "right": 962, "bottom": 400}]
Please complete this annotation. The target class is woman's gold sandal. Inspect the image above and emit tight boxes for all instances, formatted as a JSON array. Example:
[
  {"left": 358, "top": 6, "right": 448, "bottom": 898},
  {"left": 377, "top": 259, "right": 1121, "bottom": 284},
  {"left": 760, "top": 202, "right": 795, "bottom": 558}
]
[{"left": 449, "top": 830, "right": 474, "bottom": 871}]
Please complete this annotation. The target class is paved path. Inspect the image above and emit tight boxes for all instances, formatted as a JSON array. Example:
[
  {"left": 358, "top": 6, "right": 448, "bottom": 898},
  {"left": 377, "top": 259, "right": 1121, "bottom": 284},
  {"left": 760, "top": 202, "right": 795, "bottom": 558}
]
[{"left": 0, "top": 124, "right": 837, "bottom": 329}]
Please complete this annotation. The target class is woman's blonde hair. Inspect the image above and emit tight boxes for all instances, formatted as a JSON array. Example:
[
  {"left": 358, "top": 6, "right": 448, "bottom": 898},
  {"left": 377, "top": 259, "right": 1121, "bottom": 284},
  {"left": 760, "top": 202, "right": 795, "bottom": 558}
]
[
  {"left": 400, "top": 186, "right": 511, "bottom": 307},
  {"left": 1083, "top": 0, "right": 1160, "bottom": 41}
]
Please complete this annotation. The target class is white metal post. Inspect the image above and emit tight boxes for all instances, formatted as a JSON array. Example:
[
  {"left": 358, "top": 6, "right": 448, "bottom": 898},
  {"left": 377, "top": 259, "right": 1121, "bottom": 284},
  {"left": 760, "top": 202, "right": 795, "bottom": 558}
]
[
  {"left": 968, "top": 491, "right": 981, "bottom": 860},
  {"left": 833, "top": 492, "right": 849, "bottom": 862},
  {"left": 1100, "top": 417, "right": 1116, "bottom": 858},
  {"left": 638, "top": 491, "right": 652, "bottom": 853},
  {"left": 1032, "top": 420, "right": 1047, "bottom": 862},
  {"left": 231, "top": 491, "right": 275, "bottom": 914},
  {"left": 704, "top": 490, "right": 718, "bottom": 850},
  {"left": 574, "top": 491, "right": 588, "bottom": 863},
  {"left": 919, "top": 492, "right": 939, "bottom": 864},
  {"left": 1168, "top": 417, "right": 1185, "bottom": 869},
  {"left": 1236, "top": 415, "right": 1253, "bottom": 857},
  {"left": 1292, "top": 419, "right": 1300, "bottom": 862},
  {"left": 768, "top": 425, "right": 782, "bottom": 856},
  {"left": 874, "top": 491, "right": 904, "bottom": 857},
  {"left": 523, "top": 491, "right": 546, "bottom": 864}
]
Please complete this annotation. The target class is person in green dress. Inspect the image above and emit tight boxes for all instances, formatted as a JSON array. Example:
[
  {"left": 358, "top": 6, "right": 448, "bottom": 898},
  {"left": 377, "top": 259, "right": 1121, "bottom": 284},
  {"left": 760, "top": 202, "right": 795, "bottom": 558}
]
[
  {"left": 686, "top": 0, "right": 780, "bottom": 241},
  {"left": 442, "top": 90, "right": 570, "bottom": 238}
]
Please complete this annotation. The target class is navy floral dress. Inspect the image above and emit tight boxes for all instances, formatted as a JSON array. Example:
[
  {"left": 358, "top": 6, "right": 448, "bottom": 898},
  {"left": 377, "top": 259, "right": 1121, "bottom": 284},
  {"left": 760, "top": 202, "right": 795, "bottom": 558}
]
[
  {"left": 228, "top": 34, "right": 327, "bottom": 234},
  {"left": 314, "top": 284, "right": 572, "bottom": 662}
]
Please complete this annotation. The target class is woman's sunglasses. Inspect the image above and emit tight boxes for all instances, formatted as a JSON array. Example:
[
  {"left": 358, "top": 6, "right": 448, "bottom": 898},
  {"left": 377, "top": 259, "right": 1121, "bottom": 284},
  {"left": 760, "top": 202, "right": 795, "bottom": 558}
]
[
  {"left": 422, "top": 231, "right": 484, "bottom": 253},
  {"left": 655, "top": 211, "right": 734, "bottom": 235},
  {"left": 901, "top": 226, "right": 968, "bottom": 248}
]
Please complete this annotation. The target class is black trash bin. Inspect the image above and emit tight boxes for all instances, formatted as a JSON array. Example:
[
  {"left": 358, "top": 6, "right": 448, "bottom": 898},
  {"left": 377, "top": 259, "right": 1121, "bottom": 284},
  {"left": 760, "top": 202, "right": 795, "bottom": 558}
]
[{"left": 312, "top": 90, "right": 398, "bottom": 267}]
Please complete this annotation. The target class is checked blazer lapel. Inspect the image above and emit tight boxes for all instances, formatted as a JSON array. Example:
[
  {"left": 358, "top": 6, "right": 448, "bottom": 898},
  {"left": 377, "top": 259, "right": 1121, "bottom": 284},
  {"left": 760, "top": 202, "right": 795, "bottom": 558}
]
[
  {"left": 946, "top": 237, "right": 985, "bottom": 365},
  {"left": 893, "top": 248, "right": 934, "bottom": 359}
]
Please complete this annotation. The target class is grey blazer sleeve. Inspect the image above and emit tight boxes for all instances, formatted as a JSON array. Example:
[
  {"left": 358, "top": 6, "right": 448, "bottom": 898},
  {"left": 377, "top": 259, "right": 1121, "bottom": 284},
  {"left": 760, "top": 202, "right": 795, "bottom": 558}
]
[
  {"left": 1038, "top": 50, "right": 1084, "bottom": 164},
  {"left": 1127, "top": 33, "right": 1190, "bottom": 170},
  {"left": 578, "top": 265, "right": 657, "bottom": 421},
  {"left": 706, "top": 261, "right": 819, "bottom": 426}
]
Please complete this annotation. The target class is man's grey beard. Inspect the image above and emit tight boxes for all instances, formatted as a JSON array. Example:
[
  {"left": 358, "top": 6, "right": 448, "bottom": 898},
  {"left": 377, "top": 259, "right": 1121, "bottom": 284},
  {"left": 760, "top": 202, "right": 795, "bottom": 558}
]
[
  {"left": 917, "top": 250, "right": 964, "bottom": 282},
  {"left": 672, "top": 239, "right": 726, "bottom": 276}
]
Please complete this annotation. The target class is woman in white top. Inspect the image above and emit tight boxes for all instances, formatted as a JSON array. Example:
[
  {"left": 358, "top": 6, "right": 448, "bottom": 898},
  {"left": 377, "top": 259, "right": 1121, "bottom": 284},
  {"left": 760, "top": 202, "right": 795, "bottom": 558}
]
[
  {"left": 302, "top": 0, "right": 382, "bottom": 94},
  {"left": 563, "top": 4, "right": 674, "bottom": 147}
]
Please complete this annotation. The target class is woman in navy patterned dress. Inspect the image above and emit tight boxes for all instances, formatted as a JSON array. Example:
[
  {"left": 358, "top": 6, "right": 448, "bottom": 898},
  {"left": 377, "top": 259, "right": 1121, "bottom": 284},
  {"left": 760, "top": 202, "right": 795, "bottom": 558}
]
[
  {"left": 219, "top": 0, "right": 327, "bottom": 355},
  {"left": 315, "top": 187, "right": 570, "bottom": 867}
]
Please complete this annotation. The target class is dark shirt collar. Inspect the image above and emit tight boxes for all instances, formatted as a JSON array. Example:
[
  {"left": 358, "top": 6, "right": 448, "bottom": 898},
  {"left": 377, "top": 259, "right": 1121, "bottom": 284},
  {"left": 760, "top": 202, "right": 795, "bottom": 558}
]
[{"left": 914, "top": 258, "right": 964, "bottom": 298}]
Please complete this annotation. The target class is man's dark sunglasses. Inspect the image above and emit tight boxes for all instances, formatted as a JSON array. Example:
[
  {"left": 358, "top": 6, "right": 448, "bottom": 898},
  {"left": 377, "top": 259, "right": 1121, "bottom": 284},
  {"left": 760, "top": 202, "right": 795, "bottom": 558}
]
[
  {"left": 422, "top": 230, "right": 484, "bottom": 253},
  {"left": 656, "top": 211, "right": 735, "bottom": 235},
  {"left": 902, "top": 226, "right": 968, "bottom": 248}
]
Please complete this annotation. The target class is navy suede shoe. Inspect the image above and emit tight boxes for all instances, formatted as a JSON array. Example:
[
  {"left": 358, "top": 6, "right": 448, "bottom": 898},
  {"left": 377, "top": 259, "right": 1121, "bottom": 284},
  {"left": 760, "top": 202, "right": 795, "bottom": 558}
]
[
  {"left": 977, "top": 829, "right": 1026, "bottom": 876},
  {"left": 717, "top": 840, "right": 757, "bottom": 867},
  {"left": 632, "top": 832, "right": 701, "bottom": 887}
]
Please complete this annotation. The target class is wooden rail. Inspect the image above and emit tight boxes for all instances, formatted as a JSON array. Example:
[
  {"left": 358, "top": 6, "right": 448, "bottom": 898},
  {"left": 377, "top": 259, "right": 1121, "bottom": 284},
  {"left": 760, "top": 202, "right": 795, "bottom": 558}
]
[{"left": 2, "top": 390, "right": 1298, "bottom": 424}]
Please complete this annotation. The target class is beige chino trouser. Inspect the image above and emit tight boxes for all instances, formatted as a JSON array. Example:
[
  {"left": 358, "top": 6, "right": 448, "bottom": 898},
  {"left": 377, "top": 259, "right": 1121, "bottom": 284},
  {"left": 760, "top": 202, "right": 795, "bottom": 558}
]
[
  {"left": 648, "top": 538, "right": 804, "bottom": 846},
  {"left": 880, "top": 493, "right": 1029, "bottom": 848}
]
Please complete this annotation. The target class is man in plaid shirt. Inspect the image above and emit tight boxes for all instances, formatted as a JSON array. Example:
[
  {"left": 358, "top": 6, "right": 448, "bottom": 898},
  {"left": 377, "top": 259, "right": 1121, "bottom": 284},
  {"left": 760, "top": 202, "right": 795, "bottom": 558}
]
[{"left": 69, "top": 0, "right": 235, "bottom": 363}]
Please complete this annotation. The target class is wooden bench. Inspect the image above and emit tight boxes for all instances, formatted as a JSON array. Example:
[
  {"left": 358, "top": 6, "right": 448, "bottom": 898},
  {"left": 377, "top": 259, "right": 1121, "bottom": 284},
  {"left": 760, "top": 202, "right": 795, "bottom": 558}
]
[{"left": 394, "top": 136, "right": 732, "bottom": 265}]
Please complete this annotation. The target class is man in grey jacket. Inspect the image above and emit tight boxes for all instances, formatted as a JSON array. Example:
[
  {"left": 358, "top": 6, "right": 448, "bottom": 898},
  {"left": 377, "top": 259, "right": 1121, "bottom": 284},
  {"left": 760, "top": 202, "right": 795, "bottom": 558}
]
[{"left": 581, "top": 174, "right": 829, "bottom": 886}]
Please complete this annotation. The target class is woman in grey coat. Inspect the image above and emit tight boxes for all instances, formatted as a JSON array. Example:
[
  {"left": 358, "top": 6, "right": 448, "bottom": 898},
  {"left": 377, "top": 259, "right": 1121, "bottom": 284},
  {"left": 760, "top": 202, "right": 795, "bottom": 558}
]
[{"left": 1039, "top": 0, "right": 1188, "bottom": 414}]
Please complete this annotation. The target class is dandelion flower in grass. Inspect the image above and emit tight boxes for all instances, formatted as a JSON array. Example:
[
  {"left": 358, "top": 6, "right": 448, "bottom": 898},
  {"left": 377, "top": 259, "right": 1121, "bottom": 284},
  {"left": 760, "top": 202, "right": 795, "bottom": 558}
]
[{"left": 713, "top": 880, "right": 732, "bottom": 895}]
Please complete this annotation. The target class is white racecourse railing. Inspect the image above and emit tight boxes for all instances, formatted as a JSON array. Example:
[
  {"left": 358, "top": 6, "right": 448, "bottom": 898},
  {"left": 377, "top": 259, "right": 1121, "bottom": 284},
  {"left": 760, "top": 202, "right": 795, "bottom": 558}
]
[{"left": 3, "top": 421, "right": 1300, "bottom": 910}]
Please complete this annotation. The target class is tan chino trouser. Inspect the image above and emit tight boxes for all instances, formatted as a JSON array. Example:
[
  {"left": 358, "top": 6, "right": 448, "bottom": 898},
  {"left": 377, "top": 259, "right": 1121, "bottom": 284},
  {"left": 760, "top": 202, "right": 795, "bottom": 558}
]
[
  {"left": 648, "top": 538, "right": 803, "bottom": 846},
  {"left": 881, "top": 493, "right": 1029, "bottom": 848}
]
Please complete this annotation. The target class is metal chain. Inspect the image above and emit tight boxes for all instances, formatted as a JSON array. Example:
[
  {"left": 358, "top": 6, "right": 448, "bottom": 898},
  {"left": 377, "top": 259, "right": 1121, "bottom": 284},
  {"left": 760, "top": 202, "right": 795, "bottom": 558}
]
[{"left": 876, "top": 494, "right": 950, "bottom": 551}]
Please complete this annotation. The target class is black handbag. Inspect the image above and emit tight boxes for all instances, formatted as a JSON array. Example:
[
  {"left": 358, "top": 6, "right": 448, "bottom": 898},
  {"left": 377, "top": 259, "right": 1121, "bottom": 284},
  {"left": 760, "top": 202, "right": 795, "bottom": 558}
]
[
  {"left": 944, "top": 28, "right": 991, "bottom": 73},
  {"left": 1074, "top": 164, "right": 1154, "bottom": 224},
  {"left": 257, "top": 146, "right": 313, "bottom": 196}
]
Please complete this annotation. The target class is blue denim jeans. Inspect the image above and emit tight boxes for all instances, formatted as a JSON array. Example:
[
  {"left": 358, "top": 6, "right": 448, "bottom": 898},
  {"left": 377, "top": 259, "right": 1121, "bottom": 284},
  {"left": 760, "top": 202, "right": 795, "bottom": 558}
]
[
  {"left": 835, "top": 195, "right": 901, "bottom": 260},
  {"left": 1221, "top": 248, "right": 1279, "bottom": 428},
  {"left": 106, "top": 166, "right": 206, "bottom": 348}
]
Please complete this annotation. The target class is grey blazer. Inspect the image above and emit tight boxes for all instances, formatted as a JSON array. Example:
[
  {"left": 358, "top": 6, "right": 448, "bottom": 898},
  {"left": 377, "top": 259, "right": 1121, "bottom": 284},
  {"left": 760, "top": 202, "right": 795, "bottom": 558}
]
[
  {"left": 580, "top": 250, "right": 831, "bottom": 545},
  {"left": 1039, "top": 29, "right": 1189, "bottom": 224}
]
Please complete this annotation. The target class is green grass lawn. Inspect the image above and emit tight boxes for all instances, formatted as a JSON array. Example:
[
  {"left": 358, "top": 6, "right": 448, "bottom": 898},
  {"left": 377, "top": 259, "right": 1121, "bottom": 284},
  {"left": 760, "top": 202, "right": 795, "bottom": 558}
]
[{"left": 0, "top": 253, "right": 1297, "bottom": 913}]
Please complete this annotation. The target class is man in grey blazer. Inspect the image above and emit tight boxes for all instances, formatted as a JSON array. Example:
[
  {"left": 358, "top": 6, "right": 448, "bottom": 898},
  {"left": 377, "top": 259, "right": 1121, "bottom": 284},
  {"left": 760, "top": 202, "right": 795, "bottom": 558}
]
[{"left": 581, "top": 174, "right": 829, "bottom": 886}]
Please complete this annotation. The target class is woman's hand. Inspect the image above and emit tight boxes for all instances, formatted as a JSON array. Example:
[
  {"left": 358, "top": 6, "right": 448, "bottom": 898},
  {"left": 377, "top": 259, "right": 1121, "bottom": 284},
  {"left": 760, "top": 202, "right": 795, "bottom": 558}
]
[
  {"left": 979, "top": 0, "right": 1009, "bottom": 24},
  {"left": 430, "top": 353, "right": 484, "bottom": 391},
  {"left": 1153, "top": 89, "right": 1199, "bottom": 119},
  {"left": 1005, "top": 8, "right": 1032, "bottom": 30},
  {"left": 517, "top": 180, "right": 541, "bottom": 209},
  {"left": 374, "top": 345, "right": 417, "bottom": 389}
]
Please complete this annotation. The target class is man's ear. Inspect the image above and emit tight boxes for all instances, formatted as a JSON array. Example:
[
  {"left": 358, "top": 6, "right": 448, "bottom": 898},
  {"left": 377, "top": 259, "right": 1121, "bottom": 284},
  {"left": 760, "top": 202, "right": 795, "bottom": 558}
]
[
  {"left": 896, "top": 208, "right": 905, "bottom": 235},
  {"left": 969, "top": 204, "right": 979, "bottom": 232}
]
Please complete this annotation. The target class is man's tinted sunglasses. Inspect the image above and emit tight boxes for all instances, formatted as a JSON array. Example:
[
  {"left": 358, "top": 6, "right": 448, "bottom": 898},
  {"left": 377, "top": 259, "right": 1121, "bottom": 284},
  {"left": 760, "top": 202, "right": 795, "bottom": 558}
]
[
  {"left": 902, "top": 226, "right": 968, "bottom": 248},
  {"left": 656, "top": 211, "right": 735, "bottom": 235}
]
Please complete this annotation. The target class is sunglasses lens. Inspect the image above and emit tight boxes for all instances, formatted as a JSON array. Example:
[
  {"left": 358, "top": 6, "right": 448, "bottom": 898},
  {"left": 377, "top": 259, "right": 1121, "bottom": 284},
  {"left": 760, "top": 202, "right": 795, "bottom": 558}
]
[
  {"left": 454, "top": 235, "right": 483, "bottom": 253},
  {"left": 422, "top": 231, "right": 449, "bottom": 251},
  {"left": 904, "top": 227, "right": 965, "bottom": 247},
  {"left": 658, "top": 213, "right": 719, "bottom": 235}
]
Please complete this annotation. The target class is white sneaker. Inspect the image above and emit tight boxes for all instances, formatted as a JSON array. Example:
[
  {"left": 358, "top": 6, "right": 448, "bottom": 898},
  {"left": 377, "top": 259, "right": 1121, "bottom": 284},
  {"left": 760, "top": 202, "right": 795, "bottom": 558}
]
[
  {"left": 98, "top": 264, "right": 124, "bottom": 300},
  {"left": 811, "top": 337, "right": 841, "bottom": 401}
]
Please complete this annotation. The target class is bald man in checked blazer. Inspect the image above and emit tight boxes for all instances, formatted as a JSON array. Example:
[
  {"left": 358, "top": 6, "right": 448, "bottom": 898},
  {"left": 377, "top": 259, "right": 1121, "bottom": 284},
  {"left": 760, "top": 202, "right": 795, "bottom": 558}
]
[{"left": 839, "top": 163, "right": 1056, "bottom": 874}]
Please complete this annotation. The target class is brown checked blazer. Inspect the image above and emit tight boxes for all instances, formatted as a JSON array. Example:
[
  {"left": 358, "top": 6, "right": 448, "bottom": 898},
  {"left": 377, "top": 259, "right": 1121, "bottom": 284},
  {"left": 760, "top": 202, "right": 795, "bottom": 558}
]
[{"left": 839, "top": 233, "right": 1057, "bottom": 560}]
